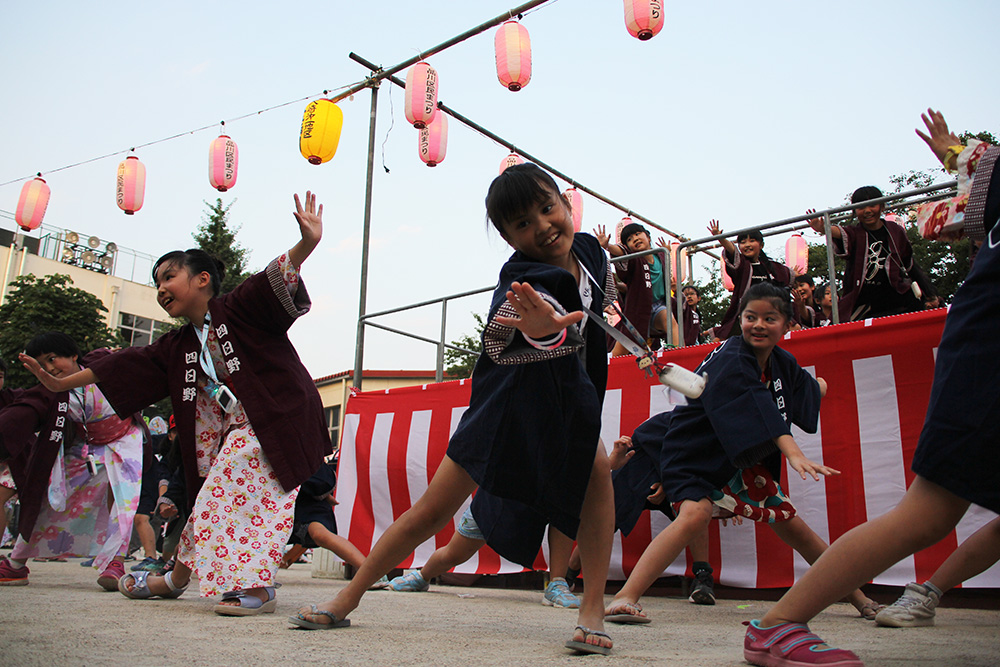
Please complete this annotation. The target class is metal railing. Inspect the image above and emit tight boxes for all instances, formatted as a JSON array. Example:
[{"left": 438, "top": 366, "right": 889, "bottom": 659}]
[{"left": 353, "top": 181, "right": 960, "bottom": 384}]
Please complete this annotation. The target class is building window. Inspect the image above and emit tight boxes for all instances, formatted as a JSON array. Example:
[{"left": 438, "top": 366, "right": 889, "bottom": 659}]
[
  {"left": 325, "top": 405, "right": 341, "bottom": 448},
  {"left": 119, "top": 312, "right": 171, "bottom": 347}
]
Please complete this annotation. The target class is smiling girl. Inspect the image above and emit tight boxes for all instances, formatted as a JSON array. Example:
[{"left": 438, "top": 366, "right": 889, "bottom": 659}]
[
  {"left": 0, "top": 332, "right": 145, "bottom": 589},
  {"left": 18, "top": 192, "right": 329, "bottom": 616},
  {"left": 291, "top": 164, "right": 618, "bottom": 656}
]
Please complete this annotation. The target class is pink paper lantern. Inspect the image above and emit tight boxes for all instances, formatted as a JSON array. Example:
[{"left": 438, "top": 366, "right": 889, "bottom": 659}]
[
  {"left": 499, "top": 152, "right": 524, "bottom": 174},
  {"left": 208, "top": 134, "right": 238, "bottom": 192},
  {"left": 614, "top": 216, "right": 632, "bottom": 245},
  {"left": 785, "top": 233, "right": 808, "bottom": 274},
  {"left": 624, "top": 0, "right": 664, "bottom": 41},
  {"left": 116, "top": 155, "right": 146, "bottom": 215},
  {"left": 418, "top": 113, "right": 448, "bottom": 167},
  {"left": 720, "top": 259, "right": 734, "bottom": 292},
  {"left": 562, "top": 188, "right": 583, "bottom": 232},
  {"left": 15, "top": 176, "right": 50, "bottom": 232},
  {"left": 495, "top": 20, "right": 531, "bottom": 92},
  {"left": 404, "top": 62, "right": 439, "bottom": 129}
]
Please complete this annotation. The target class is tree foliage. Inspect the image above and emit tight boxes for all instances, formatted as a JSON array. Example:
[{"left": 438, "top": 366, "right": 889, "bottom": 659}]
[
  {"left": 193, "top": 198, "right": 252, "bottom": 293},
  {"left": 444, "top": 313, "right": 485, "bottom": 379},
  {"left": 0, "top": 274, "right": 123, "bottom": 388}
]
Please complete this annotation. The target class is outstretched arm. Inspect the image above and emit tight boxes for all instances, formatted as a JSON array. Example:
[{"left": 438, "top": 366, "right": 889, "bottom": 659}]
[
  {"left": 707, "top": 219, "right": 737, "bottom": 258},
  {"left": 806, "top": 208, "right": 843, "bottom": 240},
  {"left": 288, "top": 191, "right": 323, "bottom": 268},
  {"left": 593, "top": 224, "right": 624, "bottom": 257},
  {"left": 775, "top": 433, "right": 840, "bottom": 481},
  {"left": 494, "top": 282, "right": 585, "bottom": 340},
  {"left": 19, "top": 353, "right": 97, "bottom": 393}
]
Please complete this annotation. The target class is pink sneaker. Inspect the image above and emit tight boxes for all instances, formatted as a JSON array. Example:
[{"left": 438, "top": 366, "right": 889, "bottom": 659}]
[
  {"left": 744, "top": 619, "right": 863, "bottom": 666},
  {"left": 0, "top": 557, "right": 29, "bottom": 586}
]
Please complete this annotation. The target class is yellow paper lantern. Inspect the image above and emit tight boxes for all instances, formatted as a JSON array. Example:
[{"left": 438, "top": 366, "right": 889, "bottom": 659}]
[{"left": 300, "top": 100, "right": 344, "bottom": 165}]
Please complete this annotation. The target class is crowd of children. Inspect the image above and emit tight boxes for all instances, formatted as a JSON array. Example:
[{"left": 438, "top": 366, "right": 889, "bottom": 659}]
[{"left": 0, "top": 108, "right": 996, "bottom": 666}]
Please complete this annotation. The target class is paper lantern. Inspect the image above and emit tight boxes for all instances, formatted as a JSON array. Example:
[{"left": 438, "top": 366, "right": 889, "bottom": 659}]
[
  {"left": 720, "top": 259, "right": 734, "bottom": 292},
  {"left": 614, "top": 216, "right": 632, "bottom": 245},
  {"left": 418, "top": 113, "right": 448, "bottom": 167},
  {"left": 404, "top": 62, "right": 439, "bottom": 129},
  {"left": 562, "top": 188, "right": 583, "bottom": 232},
  {"left": 116, "top": 156, "right": 146, "bottom": 215},
  {"left": 495, "top": 20, "right": 531, "bottom": 92},
  {"left": 208, "top": 135, "right": 238, "bottom": 192},
  {"left": 785, "top": 233, "right": 807, "bottom": 274},
  {"left": 624, "top": 0, "right": 664, "bottom": 41},
  {"left": 499, "top": 152, "right": 524, "bottom": 174},
  {"left": 669, "top": 241, "right": 687, "bottom": 283},
  {"left": 299, "top": 100, "right": 344, "bottom": 165},
  {"left": 15, "top": 176, "right": 50, "bottom": 231}
]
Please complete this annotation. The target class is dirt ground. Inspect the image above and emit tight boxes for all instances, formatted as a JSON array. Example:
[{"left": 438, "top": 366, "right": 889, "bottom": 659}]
[{"left": 2, "top": 558, "right": 998, "bottom": 666}]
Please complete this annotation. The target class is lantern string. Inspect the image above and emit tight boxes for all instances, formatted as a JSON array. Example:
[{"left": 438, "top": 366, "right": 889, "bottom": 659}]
[
  {"left": 380, "top": 84, "right": 395, "bottom": 174},
  {"left": 0, "top": 80, "right": 364, "bottom": 189}
]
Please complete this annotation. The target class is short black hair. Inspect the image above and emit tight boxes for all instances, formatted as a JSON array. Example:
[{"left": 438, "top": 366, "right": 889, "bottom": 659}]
[
  {"left": 485, "top": 163, "right": 562, "bottom": 235},
  {"left": 851, "top": 185, "right": 884, "bottom": 205},
  {"left": 793, "top": 274, "right": 814, "bottom": 287},
  {"left": 25, "top": 331, "right": 81, "bottom": 359},
  {"left": 736, "top": 230, "right": 764, "bottom": 245},
  {"left": 738, "top": 282, "right": 793, "bottom": 323},
  {"left": 681, "top": 284, "right": 700, "bottom": 296}
]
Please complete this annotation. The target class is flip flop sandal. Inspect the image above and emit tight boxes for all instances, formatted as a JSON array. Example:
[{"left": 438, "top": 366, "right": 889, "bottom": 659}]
[
  {"left": 288, "top": 604, "right": 351, "bottom": 630},
  {"left": 605, "top": 600, "right": 652, "bottom": 624},
  {"left": 565, "top": 625, "right": 612, "bottom": 656},
  {"left": 860, "top": 601, "right": 886, "bottom": 620},
  {"left": 118, "top": 570, "right": 188, "bottom": 599},
  {"left": 213, "top": 586, "right": 278, "bottom": 616}
]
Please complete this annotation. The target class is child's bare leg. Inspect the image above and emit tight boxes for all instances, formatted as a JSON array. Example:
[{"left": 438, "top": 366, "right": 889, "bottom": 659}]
[
  {"left": 298, "top": 455, "right": 477, "bottom": 623},
  {"left": 547, "top": 527, "right": 574, "bottom": 579},
  {"left": 420, "top": 532, "right": 484, "bottom": 580},
  {"left": 570, "top": 443, "right": 615, "bottom": 650},
  {"left": 609, "top": 498, "right": 713, "bottom": 609},
  {"left": 653, "top": 309, "right": 681, "bottom": 346},
  {"left": 121, "top": 560, "right": 193, "bottom": 595},
  {"left": 688, "top": 526, "right": 710, "bottom": 564},
  {"left": 134, "top": 513, "right": 158, "bottom": 559},
  {"left": 761, "top": 476, "right": 969, "bottom": 627},
  {"left": 281, "top": 544, "right": 308, "bottom": 568},
  {"left": 0, "top": 486, "right": 16, "bottom": 538},
  {"left": 770, "top": 516, "right": 875, "bottom": 613},
  {"left": 307, "top": 523, "right": 367, "bottom": 570},
  {"left": 926, "top": 515, "right": 1000, "bottom": 593}
]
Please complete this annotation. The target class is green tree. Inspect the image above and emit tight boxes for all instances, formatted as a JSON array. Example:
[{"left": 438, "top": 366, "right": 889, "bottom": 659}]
[
  {"left": 193, "top": 198, "right": 252, "bottom": 293},
  {"left": 0, "top": 274, "right": 123, "bottom": 388},
  {"left": 444, "top": 313, "right": 485, "bottom": 379}
]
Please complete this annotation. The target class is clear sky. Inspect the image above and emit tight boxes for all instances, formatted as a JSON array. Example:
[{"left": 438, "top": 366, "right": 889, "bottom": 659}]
[{"left": 2, "top": 1, "right": 998, "bottom": 379}]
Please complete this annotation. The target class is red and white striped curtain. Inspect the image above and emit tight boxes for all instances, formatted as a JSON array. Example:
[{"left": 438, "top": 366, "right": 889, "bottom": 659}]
[{"left": 336, "top": 308, "right": 1000, "bottom": 588}]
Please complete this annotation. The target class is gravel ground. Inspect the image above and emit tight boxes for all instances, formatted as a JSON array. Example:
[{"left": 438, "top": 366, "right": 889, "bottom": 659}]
[{"left": 2, "top": 558, "right": 999, "bottom": 666}]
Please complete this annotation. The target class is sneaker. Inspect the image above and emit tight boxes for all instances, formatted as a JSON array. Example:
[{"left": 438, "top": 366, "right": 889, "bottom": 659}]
[
  {"left": 744, "top": 619, "right": 862, "bottom": 666},
  {"left": 0, "top": 558, "right": 29, "bottom": 586},
  {"left": 542, "top": 578, "right": 581, "bottom": 609},
  {"left": 387, "top": 570, "right": 429, "bottom": 592},
  {"left": 130, "top": 556, "right": 165, "bottom": 572},
  {"left": 159, "top": 558, "right": 175, "bottom": 574},
  {"left": 875, "top": 582, "right": 940, "bottom": 628},
  {"left": 689, "top": 569, "right": 716, "bottom": 605},
  {"left": 79, "top": 558, "right": 95, "bottom": 567}
]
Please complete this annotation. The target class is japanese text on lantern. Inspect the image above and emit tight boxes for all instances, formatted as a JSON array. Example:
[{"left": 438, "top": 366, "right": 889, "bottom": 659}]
[{"left": 424, "top": 70, "right": 437, "bottom": 116}]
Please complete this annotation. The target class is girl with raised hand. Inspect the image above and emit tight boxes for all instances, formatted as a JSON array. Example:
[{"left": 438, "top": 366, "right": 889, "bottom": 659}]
[
  {"left": 19, "top": 192, "right": 330, "bottom": 616},
  {"left": 291, "top": 164, "right": 618, "bottom": 656}
]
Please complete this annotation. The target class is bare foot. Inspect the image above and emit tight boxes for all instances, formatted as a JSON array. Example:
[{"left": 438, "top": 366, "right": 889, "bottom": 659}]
[
  {"left": 295, "top": 599, "right": 355, "bottom": 626},
  {"left": 569, "top": 625, "right": 613, "bottom": 653}
]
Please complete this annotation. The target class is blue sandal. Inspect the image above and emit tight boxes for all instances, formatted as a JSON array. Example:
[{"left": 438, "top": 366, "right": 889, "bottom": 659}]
[
  {"left": 213, "top": 586, "right": 278, "bottom": 616},
  {"left": 288, "top": 604, "right": 352, "bottom": 630},
  {"left": 118, "top": 570, "right": 187, "bottom": 599}
]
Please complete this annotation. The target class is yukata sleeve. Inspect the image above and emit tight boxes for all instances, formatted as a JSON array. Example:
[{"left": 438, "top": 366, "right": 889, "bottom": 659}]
[
  {"left": 0, "top": 386, "right": 53, "bottom": 461},
  {"left": 918, "top": 140, "right": 995, "bottom": 241},
  {"left": 483, "top": 287, "right": 585, "bottom": 365},
  {"left": 700, "top": 352, "right": 791, "bottom": 469},
  {"left": 787, "top": 363, "right": 822, "bottom": 433},
  {"left": 87, "top": 342, "right": 171, "bottom": 419},
  {"left": 832, "top": 224, "right": 852, "bottom": 257},
  {"left": 224, "top": 255, "right": 312, "bottom": 335}
]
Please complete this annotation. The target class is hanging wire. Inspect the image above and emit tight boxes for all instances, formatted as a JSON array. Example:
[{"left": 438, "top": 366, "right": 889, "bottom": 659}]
[
  {"left": 0, "top": 79, "right": 366, "bottom": 189},
  {"left": 381, "top": 76, "right": 395, "bottom": 174}
]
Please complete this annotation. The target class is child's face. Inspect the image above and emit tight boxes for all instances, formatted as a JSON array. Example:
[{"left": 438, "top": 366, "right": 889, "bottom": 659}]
[
  {"left": 820, "top": 287, "right": 832, "bottom": 308},
  {"left": 738, "top": 237, "right": 762, "bottom": 260},
  {"left": 794, "top": 282, "right": 813, "bottom": 301},
  {"left": 155, "top": 261, "right": 211, "bottom": 320},
  {"left": 682, "top": 288, "right": 699, "bottom": 306},
  {"left": 740, "top": 298, "right": 789, "bottom": 354},
  {"left": 500, "top": 183, "right": 575, "bottom": 265},
  {"left": 34, "top": 352, "right": 81, "bottom": 379},
  {"left": 625, "top": 232, "right": 651, "bottom": 253},
  {"left": 854, "top": 203, "right": 883, "bottom": 229}
]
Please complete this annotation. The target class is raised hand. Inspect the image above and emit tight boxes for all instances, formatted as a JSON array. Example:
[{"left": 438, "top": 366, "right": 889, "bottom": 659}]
[
  {"left": 495, "top": 282, "right": 585, "bottom": 340},
  {"left": 19, "top": 352, "right": 65, "bottom": 392},
  {"left": 593, "top": 224, "right": 610, "bottom": 249},
  {"left": 289, "top": 191, "right": 323, "bottom": 267},
  {"left": 706, "top": 219, "right": 723, "bottom": 237},
  {"left": 916, "top": 108, "right": 962, "bottom": 167}
]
